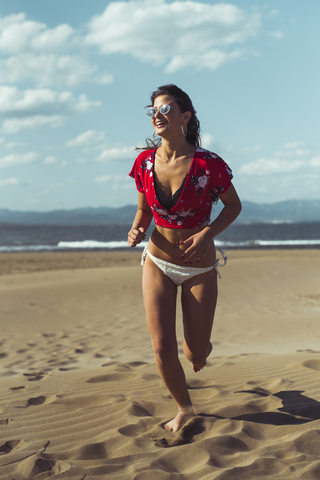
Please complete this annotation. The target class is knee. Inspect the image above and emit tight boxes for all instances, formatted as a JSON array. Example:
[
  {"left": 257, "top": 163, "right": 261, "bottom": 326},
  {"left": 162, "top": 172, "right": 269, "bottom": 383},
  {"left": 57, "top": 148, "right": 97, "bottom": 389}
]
[{"left": 153, "top": 341, "right": 177, "bottom": 364}]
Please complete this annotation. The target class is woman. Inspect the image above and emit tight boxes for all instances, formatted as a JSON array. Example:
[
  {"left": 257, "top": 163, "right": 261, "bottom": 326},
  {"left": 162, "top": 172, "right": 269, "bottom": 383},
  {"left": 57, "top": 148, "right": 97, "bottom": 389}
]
[{"left": 127, "top": 84, "right": 241, "bottom": 432}]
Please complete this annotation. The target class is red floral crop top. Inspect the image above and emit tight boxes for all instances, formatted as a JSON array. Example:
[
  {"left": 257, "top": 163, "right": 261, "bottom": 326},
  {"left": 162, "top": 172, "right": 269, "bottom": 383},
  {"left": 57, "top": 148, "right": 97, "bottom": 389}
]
[{"left": 129, "top": 147, "right": 233, "bottom": 229}]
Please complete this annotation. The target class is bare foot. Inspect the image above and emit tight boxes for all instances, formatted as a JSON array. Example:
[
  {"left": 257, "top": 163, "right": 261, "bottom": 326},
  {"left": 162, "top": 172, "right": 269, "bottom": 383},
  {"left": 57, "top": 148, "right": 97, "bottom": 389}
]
[
  {"left": 164, "top": 410, "right": 195, "bottom": 432},
  {"left": 192, "top": 342, "right": 212, "bottom": 373}
]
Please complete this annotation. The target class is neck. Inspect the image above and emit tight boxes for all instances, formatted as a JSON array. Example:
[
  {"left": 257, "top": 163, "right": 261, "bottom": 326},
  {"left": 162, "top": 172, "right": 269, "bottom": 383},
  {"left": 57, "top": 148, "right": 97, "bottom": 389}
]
[{"left": 158, "top": 136, "right": 193, "bottom": 161}]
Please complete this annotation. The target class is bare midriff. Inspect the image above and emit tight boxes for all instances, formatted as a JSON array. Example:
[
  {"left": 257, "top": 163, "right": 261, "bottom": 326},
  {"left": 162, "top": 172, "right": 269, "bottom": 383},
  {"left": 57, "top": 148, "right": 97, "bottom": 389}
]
[{"left": 148, "top": 225, "right": 216, "bottom": 268}]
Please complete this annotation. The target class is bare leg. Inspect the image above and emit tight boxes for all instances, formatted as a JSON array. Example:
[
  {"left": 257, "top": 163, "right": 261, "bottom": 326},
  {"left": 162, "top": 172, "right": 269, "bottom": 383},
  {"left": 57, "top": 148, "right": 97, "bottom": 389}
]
[
  {"left": 142, "top": 255, "right": 194, "bottom": 432},
  {"left": 181, "top": 268, "right": 217, "bottom": 373}
]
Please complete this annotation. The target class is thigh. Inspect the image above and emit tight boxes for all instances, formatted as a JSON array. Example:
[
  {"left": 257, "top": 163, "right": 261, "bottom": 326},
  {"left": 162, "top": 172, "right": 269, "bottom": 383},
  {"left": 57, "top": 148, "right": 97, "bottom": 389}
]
[
  {"left": 181, "top": 269, "right": 218, "bottom": 351},
  {"left": 142, "top": 255, "right": 178, "bottom": 350}
]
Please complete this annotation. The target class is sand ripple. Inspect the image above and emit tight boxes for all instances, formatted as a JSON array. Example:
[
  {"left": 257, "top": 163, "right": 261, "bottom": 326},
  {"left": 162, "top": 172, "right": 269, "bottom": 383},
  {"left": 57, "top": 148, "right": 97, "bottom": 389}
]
[
  {"left": 1, "top": 250, "right": 320, "bottom": 478},
  {"left": 1, "top": 352, "right": 320, "bottom": 479}
]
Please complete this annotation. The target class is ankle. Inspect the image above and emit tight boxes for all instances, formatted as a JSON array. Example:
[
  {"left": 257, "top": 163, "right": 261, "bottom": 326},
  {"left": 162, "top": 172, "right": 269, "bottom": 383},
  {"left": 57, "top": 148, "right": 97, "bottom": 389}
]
[{"left": 178, "top": 405, "right": 194, "bottom": 415}]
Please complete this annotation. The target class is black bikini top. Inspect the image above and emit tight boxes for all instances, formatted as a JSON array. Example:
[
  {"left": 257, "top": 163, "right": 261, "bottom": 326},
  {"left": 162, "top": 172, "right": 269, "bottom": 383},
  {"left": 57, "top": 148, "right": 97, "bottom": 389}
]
[{"left": 154, "top": 171, "right": 188, "bottom": 211}]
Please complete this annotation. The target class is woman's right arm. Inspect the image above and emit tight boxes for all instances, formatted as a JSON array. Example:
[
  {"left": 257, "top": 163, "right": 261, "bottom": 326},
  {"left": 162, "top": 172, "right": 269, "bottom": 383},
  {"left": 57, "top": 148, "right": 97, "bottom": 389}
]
[{"left": 127, "top": 192, "right": 153, "bottom": 247}]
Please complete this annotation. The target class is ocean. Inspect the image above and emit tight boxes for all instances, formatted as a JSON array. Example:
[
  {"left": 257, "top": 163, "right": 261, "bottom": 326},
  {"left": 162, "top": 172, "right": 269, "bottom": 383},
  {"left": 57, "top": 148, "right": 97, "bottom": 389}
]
[{"left": 0, "top": 221, "right": 320, "bottom": 252}]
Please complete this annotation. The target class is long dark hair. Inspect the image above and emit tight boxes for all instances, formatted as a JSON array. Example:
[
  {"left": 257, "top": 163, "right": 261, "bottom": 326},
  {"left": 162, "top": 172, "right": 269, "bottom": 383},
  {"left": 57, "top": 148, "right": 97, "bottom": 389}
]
[{"left": 140, "top": 84, "right": 201, "bottom": 149}]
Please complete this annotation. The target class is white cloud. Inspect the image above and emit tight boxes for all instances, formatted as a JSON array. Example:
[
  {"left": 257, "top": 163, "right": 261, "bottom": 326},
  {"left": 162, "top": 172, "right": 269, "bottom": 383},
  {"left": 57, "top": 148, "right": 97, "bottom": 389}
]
[
  {"left": 0, "top": 86, "right": 101, "bottom": 115},
  {"left": 311, "top": 156, "right": 320, "bottom": 167},
  {"left": 269, "top": 31, "right": 285, "bottom": 39},
  {"left": 95, "top": 175, "right": 113, "bottom": 183},
  {"left": 43, "top": 156, "right": 58, "bottom": 164},
  {"left": 164, "top": 49, "right": 245, "bottom": 73},
  {"left": 66, "top": 130, "right": 106, "bottom": 147},
  {"left": 0, "top": 14, "right": 74, "bottom": 54},
  {"left": 239, "top": 141, "right": 320, "bottom": 176},
  {"left": 0, "top": 152, "right": 38, "bottom": 168},
  {"left": 95, "top": 174, "right": 133, "bottom": 190},
  {"left": 5, "top": 141, "right": 26, "bottom": 148},
  {"left": 95, "top": 74, "right": 114, "bottom": 85},
  {"left": 284, "top": 141, "right": 305, "bottom": 149},
  {"left": 240, "top": 158, "right": 306, "bottom": 175},
  {"left": 43, "top": 156, "right": 67, "bottom": 167},
  {"left": 275, "top": 148, "right": 311, "bottom": 158},
  {"left": 0, "top": 176, "right": 19, "bottom": 186},
  {"left": 0, "top": 14, "right": 113, "bottom": 87},
  {"left": 97, "top": 146, "right": 134, "bottom": 162},
  {"left": 201, "top": 133, "right": 215, "bottom": 149},
  {"left": 85, "top": 0, "right": 261, "bottom": 72},
  {"left": 0, "top": 86, "right": 101, "bottom": 133},
  {"left": 240, "top": 156, "right": 319, "bottom": 176},
  {"left": 0, "top": 54, "right": 113, "bottom": 88},
  {"left": 2, "top": 115, "right": 64, "bottom": 133},
  {"left": 225, "top": 144, "right": 261, "bottom": 154},
  {"left": 242, "top": 145, "right": 261, "bottom": 153}
]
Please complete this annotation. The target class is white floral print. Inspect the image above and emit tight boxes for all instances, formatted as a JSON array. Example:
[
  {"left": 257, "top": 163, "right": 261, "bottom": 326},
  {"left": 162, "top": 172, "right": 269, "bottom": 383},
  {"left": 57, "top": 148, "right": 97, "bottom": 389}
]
[
  {"left": 130, "top": 147, "right": 233, "bottom": 229},
  {"left": 151, "top": 205, "right": 198, "bottom": 226},
  {"left": 197, "top": 175, "right": 208, "bottom": 188}
]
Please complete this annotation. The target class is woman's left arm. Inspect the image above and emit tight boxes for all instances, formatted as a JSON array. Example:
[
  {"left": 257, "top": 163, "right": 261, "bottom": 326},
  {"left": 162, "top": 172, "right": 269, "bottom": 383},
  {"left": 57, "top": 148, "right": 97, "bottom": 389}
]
[{"left": 180, "top": 184, "right": 242, "bottom": 263}]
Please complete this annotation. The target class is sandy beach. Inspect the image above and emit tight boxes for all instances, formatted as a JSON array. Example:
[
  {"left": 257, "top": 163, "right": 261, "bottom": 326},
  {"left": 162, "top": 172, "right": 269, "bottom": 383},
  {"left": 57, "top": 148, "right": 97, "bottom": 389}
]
[{"left": 0, "top": 249, "right": 320, "bottom": 479}]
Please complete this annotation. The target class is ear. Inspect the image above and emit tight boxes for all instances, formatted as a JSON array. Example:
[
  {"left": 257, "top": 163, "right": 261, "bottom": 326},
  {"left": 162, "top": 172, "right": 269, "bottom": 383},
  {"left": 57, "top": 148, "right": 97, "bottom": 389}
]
[{"left": 183, "top": 111, "right": 192, "bottom": 124}]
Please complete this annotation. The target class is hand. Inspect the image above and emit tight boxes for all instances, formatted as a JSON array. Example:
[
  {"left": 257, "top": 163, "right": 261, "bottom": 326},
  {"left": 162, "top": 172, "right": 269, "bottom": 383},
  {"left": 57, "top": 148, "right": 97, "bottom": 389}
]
[
  {"left": 127, "top": 227, "right": 146, "bottom": 247},
  {"left": 179, "top": 229, "right": 212, "bottom": 264}
]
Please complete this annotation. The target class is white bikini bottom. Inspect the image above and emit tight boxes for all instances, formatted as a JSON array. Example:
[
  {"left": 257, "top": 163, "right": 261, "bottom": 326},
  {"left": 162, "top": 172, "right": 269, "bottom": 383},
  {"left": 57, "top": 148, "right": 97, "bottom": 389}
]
[{"left": 141, "top": 246, "right": 228, "bottom": 286}]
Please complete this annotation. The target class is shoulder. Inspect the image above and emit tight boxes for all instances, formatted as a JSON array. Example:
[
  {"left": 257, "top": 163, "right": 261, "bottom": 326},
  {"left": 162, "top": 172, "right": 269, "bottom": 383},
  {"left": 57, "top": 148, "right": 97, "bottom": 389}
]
[
  {"left": 135, "top": 148, "right": 155, "bottom": 161},
  {"left": 194, "top": 147, "right": 233, "bottom": 181},
  {"left": 129, "top": 149, "right": 155, "bottom": 181},
  {"left": 134, "top": 149, "right": 155, "bottom": 173},
  {"left": 195, "top": 147, "right": 230, "bottom": 169},
  {"left": 132, "top": 149, "right": 155, "bottom": 170},
  {"left": 194, "top": 147, "right": 222, "bottom": 161}
]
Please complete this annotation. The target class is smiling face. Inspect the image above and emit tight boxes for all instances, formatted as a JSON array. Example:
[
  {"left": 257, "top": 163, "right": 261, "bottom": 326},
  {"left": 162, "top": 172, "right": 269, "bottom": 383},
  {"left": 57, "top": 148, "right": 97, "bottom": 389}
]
[{"left": 151, "top": 95, "right": 191, "bottom": 139}]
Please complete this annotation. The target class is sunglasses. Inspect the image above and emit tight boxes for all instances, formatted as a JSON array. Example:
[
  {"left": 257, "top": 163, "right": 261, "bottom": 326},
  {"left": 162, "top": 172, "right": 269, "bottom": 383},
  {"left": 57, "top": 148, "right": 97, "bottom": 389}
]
[{"left": 146, "top": 104, "right": 172, "bottom": 118}]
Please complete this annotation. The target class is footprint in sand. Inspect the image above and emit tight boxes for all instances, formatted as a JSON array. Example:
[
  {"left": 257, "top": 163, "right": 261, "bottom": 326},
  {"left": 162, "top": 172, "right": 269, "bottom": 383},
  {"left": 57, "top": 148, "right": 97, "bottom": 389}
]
[
  {"left": 26, "top": 395, "right": 56, "bottom": 407},
  {"left": 17, "top": 454, "right": 73, "bottom": 479},
  {"left": 151, "top": 417, "right": 206, "bottom": 448},
  {"left": 74, "top": 348, "right": 85, "bottom": 354},
  {"left": 0, "top": 439, "right": 25, "bottom": 454},
  {"left": 128, "top": 401, "right": 153, "bottom": 417},
  {"left": 28, "top": 396, "right": 47, "bottom": 406},
  {"left": 77, "top": 442, "right": 108, "bottom": 460},
  {"left": 186, "top": 378, "right": 206, "bottom": 389},
  {"left": 118, "top": 419, "right": 153, "bottom": 437},
  {"left": 86, "top": 373, "right": 133, "bottom": 383},
  {"left": 23, "top": 372, "right": 46, "bottom": 382},
  {"left": 59, "top": 367, "right": 80, "bottom": 371},
  {"left": 301, "top": 359, "right": 320, "bottom": 371},
  {"left": 0, "top": 419, "right": 12, "bottom": 425}
]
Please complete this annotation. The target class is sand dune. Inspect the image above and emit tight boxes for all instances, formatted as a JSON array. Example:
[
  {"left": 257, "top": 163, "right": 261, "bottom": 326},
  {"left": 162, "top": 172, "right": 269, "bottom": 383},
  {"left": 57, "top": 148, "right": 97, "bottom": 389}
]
[{"left": 0, "top": 249, "right": 320, "bottom": 479}]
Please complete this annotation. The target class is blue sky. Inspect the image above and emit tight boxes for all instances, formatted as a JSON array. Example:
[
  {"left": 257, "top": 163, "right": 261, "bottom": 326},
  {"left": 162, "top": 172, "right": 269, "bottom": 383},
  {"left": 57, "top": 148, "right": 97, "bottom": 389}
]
[{"left": 0, "top": 0, "right": 319, "bottom": 211}]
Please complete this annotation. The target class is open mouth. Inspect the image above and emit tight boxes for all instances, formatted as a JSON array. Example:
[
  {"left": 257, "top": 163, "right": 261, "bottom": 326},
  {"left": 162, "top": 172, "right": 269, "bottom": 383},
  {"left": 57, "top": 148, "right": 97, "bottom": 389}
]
[{"left": 155, "top": 122, "right": 167, "bottom": 128}]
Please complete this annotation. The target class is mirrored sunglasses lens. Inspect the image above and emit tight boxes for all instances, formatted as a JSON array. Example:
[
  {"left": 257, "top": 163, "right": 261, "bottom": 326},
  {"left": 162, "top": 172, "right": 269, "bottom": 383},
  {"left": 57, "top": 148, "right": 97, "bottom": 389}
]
[
  {"left": 160, "top": 104, "right": 170, "bottom": 114},
  {"left": 146, "top": 108, "right": 156, "bottom": 117}
]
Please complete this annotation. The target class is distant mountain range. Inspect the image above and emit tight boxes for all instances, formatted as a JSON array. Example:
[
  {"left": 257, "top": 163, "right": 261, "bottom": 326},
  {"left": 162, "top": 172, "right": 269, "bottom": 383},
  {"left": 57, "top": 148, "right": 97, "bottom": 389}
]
[{"left": 0, "top": 200, "right": 319, "bottom": 225}]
